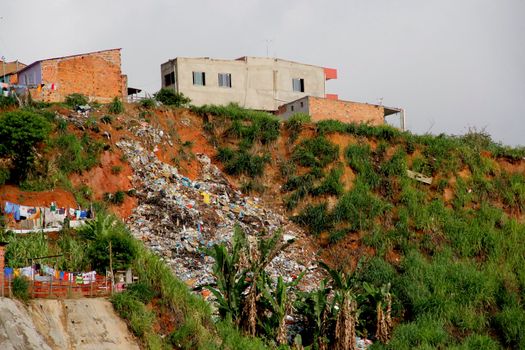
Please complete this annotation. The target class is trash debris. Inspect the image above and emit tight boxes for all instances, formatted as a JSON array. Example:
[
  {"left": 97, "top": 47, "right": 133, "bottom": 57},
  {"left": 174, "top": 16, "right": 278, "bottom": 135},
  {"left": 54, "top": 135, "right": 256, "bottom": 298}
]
[
  {"left": 407, "top": 169, "right": 433, "bottom": 185},
  {"left": 116, "top": 124, "right": 323, "bottom": 291}
]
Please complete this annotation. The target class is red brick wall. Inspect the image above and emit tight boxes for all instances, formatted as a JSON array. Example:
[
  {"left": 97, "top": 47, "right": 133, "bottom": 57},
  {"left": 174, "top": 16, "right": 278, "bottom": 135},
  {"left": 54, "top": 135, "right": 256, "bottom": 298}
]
[
  {"left": 308, "top": 97, "right": 384, "bottom": 125},
  {"left": 30, "top": 49, "right": 125, "bottom": 103}
]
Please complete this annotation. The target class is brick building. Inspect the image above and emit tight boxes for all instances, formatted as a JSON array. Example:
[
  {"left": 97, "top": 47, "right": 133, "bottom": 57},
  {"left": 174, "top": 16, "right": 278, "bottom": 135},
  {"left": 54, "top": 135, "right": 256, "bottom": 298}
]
[
  {"left": 277, "top": 96, "right": 405, "bottom": 130},
  {"left": 16, "top": 49, "right": 127, "bottom": 103},
  {"left": 0, "top": 60, "right": 26, "bottom": 84}
]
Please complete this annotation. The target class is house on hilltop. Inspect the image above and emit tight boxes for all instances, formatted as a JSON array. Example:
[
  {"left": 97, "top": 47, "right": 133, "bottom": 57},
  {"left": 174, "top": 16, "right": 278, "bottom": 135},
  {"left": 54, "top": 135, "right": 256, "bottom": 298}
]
[
  {"left": 16, "top": 49, "right": 127, "bottom": 103},
  {"left": 161, "top": 56, "right": 338, "bottom": 111},
  {"left": 161, "top": 56, "right": 404, "bottom": 129},
  {"left": 0, "top": 60, "right": 27, "bottom": 85}
]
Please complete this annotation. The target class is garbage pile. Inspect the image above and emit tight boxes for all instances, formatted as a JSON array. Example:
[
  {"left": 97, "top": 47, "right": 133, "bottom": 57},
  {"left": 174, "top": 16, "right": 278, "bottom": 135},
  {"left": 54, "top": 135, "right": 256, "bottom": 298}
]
[{"left": 117, "top": 128, "right": 323, "bottom": 291}]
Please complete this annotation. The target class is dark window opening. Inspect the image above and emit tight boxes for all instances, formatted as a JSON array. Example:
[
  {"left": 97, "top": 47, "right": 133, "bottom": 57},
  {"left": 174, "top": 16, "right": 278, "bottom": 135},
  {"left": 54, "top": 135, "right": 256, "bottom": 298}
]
[
  {"left": 291, "top": 105, "right": 295, "bottom": 112},
  {"left": 218, "top": 73, "right": 232, "bottom": 88},
  {"left": 193, "top": 71, "right": 206, "bottom": 86},
  {"left": 300, "top": 101, "right": 304, "bottom": 108},
  {"left": 292, "top": 78, "right": 304, "bottom": 92},
  {"left": 164, "top": 71, "right": 175, "bottom": 86}
]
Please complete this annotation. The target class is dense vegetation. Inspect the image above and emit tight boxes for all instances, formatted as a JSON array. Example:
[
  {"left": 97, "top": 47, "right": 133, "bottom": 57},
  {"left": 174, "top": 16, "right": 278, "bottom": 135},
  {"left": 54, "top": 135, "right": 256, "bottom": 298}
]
[
  {"left": 3, "top": 98, "right": 525, "bottom": 349},
  {"left": 192, "top": 103, "right": 279, "bottom": 185},
  {"left": 280, "top": 119, "right": 525, "bottom": 349}
]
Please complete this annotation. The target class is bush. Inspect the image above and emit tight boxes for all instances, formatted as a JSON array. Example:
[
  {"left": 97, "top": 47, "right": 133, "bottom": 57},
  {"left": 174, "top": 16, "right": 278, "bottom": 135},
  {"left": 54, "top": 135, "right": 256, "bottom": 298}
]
[
  {"left": 285, "top": 112, "right": 311, "bottom": 143},
  {"left": 292, "top": 136, "right": 339, "bottom": 168},
  {"left": 54, "top": 132, "right": 103, "bottom": 174},
  {"left": 0, "top": 95, "right": 18, "bottom": 109},
  {"left": 111, "top": 291, "right": 154, "bottom": 337},
  {"left": 0, "top": 110, "right": 51, "bottom": 180},
  {"left": 217, "top": 147, "right": 270, "bottom": 177},
  {"left": 191, "top": 103, "right": 280, "bottom": 146},
  {"left": 333, "top": 180, "right": 390, "bottom": 231},
  {"left": 104, "top": 190, "right": 126, "bottom": 205},
  {"left": 108, "top": 97, "right": 124, "bottom": 114},
  {"left": 292, "top": 203, "right": 333, "bottom": 235},
  {"left": 0, "top": 165, "right": 9, "bottom": 185},
  {"left": 12, "top": 276, "right": 30, "bottom": 302},
  {"left": 111, "top": 165, "right": 122, "bottom": 175},
  {"left": 65, "top": 93, "right": 88, "bottom": 107},
  {"left": 126, "top": 282, "right": 157, "bottom": 304},
  {"left": 100, "top": 115, "right": 113, "bottom": 124},
  {"left": 494, "top": 305, "right": 525, "bottom": 348},
  {"left": 139, "top": 98, "right": 156, "bottom": 109},
  {"left": 154, "top": 88, "right": 191, "bottom": 107}
]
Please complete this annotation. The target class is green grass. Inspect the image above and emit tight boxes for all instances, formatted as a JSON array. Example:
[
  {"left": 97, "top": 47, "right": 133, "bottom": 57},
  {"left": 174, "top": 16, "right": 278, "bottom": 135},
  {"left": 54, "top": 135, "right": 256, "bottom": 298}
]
[{"left": 292, "top": 136, "right": 339, "bottom": 168}]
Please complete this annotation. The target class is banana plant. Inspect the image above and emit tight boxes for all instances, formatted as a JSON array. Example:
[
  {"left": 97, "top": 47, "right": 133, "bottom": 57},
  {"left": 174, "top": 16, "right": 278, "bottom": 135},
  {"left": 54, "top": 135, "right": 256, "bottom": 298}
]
[
  {"left": 204, "top": 225, "right": 249, "bottom": 324},
  {"left": 319, "top": 261, "right": 359, "bottom": 350},
  {"left": 260, "top": 270, "right": 305, "bottom": 345}
]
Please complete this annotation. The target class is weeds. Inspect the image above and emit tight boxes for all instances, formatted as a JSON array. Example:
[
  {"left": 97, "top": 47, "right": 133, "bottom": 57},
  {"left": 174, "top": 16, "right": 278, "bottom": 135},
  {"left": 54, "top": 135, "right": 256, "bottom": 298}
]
[
  {"left": 108, "top": 97, "right": 124, "bottom": 114},
  {"left": 292, "top": 136, "right": 339, "bottom": 168}
]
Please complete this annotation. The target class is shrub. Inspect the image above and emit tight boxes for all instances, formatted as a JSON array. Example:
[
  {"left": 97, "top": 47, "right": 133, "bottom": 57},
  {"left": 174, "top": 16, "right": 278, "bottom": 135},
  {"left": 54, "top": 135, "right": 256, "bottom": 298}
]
[
  {"left": 154, "top": 88, "right": 191, "bottom": 107},
  {"left": 312, "top": 166, "right": 344, "bottom": 196},
  {"left": 292, "top": 136, "right": 339, "bottom": 168},
  {"left": 292, "top": 203, "right": 333, "bottom": 235},
  {"left": 285, "top": 112, "right": 311, "bottom": 143},
  {"left": 104, "top": 190, "right": 126, "bottom": 205},
  {"left": 65, "top": 93, "right": 88, "bottom": 107},
  {"left": 191, "top": 103, "right": 280, "bottom": 146},
  {"left": 100, "top": 115, "right": 113, "bottom": 124},
  {"left": 54, "top": 132, "right": 103, "bottom": 174},
  {"left": 12, "top": 276, "right": 30, "bottom": 302},
  {"left": 0, "top": 165, "right": 9, "bottom": 185},
  {"left": 139, "top": 98, "right": 156, "bottom": 109},
  {"left": 111, "top": 291, "right": 154, "bottom": 337},
  {"left": 333, "top": 180, "right": 390, "bottom": 231},
  {"left": 0, "top": 95, "right": 18, "bottom": 109},
  {"left": 494, "top": 305, "right": 525, "bottom": 348},
  {"left": 111, "top": 165, "right": 123, "bottom": 175},
  {"left": 126, "top": 282, "right": 157, "bottom": 304},
  {"left": 0, "top": 110, "right": 51, "bottom": 180},
  {"left": 108, "top": 97, "right": 124, "bottom": 114},
  {"left": 87, "top": 230, "right": 137, "bottom": 273},
  {"left": 217, "top": 147, "right": 270, "bottom": 177}
]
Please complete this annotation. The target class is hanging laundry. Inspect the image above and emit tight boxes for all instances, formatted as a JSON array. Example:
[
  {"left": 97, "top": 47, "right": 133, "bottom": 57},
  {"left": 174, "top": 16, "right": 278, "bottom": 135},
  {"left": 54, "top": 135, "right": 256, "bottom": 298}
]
[
  {"left": 21, "top": 266, "right": 34, "bottom": 278},
  {"left": 75, "top": 274, "right": 83, "bottom": 284},
  {"left": 82, "top": 271, "right": 96, "bottom": 284},
  {"left": 4, "top": 268, "right": 13, "bottom": 278}
]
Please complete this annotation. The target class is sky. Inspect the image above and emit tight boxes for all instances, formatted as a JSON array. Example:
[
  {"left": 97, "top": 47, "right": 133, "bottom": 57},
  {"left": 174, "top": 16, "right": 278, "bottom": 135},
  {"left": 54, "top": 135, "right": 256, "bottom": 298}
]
[{"left": 1, "top": 0, "right": 524, "bottom": 145}]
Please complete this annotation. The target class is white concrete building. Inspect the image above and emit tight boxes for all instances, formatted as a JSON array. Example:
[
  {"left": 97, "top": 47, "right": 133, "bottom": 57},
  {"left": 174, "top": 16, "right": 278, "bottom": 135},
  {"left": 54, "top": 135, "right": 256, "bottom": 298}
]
[{"left": 160, "top": 56, "right": 337, "bottom": 111}]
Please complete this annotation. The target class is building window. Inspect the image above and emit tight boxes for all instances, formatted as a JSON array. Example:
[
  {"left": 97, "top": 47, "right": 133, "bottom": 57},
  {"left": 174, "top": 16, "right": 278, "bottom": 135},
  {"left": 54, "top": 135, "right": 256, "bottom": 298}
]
[
  {"left": 164, "top": 71, "right": 175, "bottom": 86},
  {"left": 291, "top": 105, "right": 295, "bottom": 112},
  {"left": 292, "top": 78, "right": 304, "bottom": 92},
  {"left": 300, "top": 101, "right": 304, "bottom": 108},
  {"left": 193, "top": 71, "right": 206, "bottom": 86},
  {"left": 218, "top": 73, "right": 232, "bottom": 88}
]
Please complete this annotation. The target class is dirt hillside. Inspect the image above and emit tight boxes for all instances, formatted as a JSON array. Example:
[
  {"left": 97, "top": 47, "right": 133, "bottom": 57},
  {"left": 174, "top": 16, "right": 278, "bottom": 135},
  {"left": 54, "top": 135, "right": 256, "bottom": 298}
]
[{"left": 0, "top": 297, "right": 139, "bottom": 350}]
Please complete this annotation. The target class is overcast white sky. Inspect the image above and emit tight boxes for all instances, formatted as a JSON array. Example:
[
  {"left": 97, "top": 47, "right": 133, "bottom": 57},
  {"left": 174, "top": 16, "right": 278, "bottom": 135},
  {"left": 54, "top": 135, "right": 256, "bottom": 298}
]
[{"left": 2, "top": 0, "right": 524, "bottom": 145}]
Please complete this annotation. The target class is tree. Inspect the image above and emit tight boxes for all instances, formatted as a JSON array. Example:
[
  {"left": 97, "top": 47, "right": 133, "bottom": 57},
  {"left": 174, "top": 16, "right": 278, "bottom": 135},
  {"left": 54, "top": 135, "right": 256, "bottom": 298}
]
[
  {"left": 154, "top": 88, "right": 191, "bottom": 107},
  {"left": 78, "top": 214, "right": 138, "bottom": 273},
  {"left": 0, "top": 110, "right": 51, "bottom": 180}
]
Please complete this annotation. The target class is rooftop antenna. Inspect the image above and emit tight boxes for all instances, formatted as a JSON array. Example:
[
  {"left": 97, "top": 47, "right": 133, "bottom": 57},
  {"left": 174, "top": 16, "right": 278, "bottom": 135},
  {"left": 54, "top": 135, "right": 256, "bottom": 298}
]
[{"left": 265, "top": 39, "right": 273, "bottom": 57}]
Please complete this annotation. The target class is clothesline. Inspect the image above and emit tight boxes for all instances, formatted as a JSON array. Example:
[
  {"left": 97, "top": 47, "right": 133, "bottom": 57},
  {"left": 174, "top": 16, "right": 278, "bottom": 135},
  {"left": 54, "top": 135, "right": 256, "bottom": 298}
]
[{"left": 2, "top": 200, "right": 93, "bottom": 232}]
